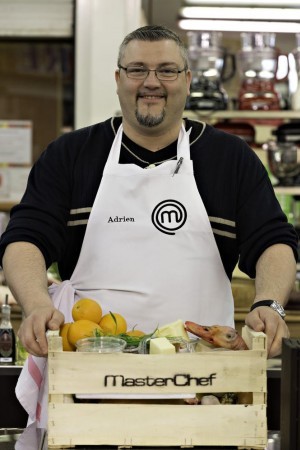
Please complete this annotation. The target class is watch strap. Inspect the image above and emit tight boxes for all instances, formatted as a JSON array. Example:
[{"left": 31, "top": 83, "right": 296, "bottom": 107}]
[
  {"left": 250, "top": 300, "right": 286, "bottom": 318},
  {"left": 250, "top": 300, "right": 274, "bottom": 311}
]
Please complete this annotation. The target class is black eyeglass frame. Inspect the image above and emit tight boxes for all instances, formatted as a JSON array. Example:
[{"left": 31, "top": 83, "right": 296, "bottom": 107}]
[{"left": 118, "top": 65, "right": 188, "bottom": 81}]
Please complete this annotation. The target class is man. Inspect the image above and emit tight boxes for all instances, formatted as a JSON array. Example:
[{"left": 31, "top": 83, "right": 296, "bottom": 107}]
[{"left": 0, "top": 25, "right": 297, "bottom": 363}]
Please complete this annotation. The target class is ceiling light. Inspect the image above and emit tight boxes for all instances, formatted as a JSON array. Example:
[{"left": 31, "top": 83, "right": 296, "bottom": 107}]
[
  {"left": 184, "top": 0, "right": 300, "bottom": 6},
  {"left": 181, "top": 7, "right": 300, "bottom": 21},
  {"left": 178, "top": 19, "right": 300, "bottom": 33}
]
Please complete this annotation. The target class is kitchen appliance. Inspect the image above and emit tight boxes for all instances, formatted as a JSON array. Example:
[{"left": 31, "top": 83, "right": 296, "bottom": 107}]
[
  {"left": 237, "top": 33, "right": 281, "bottom": 111},
  {"left": 213, "top": 121, "right": 255, "bottom": 145},
  {"left": 185, "top": 31, "right": 235, "bottom": 111},
  {"left": 272, "top": 122, "right": 300, "bottom": 144},
  {"left": 263, "top": 140, "right": 300, "bottom": 186}
]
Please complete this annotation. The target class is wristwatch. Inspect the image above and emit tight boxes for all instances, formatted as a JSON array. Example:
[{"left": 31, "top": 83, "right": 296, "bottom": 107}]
[{"left": 250, "top": 300, "right": 286, "bottom": 319}]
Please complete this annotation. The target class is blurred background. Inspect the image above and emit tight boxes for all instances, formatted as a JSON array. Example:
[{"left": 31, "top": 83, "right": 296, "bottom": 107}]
[{"left": 0, "top": 1, "right": 299, "bottom": 438}]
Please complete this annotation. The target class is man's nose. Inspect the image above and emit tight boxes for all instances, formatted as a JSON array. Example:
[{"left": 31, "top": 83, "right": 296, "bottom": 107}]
[{"left": 143, "top": 70, "right": 161, "bottom": 86}]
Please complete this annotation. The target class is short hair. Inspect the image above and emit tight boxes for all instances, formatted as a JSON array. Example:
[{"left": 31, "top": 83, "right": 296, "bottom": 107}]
[{"left": 117, "top": 25, "right": 188, "bottom": 68}]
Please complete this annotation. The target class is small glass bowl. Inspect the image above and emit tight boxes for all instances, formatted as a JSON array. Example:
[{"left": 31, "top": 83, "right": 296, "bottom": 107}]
[{"left": 75, "top": 337, "right": 127, "bottom": 353}]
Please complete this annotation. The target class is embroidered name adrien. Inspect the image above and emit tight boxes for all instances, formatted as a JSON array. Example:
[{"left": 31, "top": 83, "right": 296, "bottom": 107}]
[{"left": 108, "top": 216, "right": 135, "bottom": 223}]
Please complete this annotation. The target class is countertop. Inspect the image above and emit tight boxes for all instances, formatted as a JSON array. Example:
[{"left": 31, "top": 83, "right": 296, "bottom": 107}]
[
  {"left": 0, "top": 425, "right": 281, "bottom": 450},
  {"left": 0, "top": 425, "right": 239, "bottom": 450}
]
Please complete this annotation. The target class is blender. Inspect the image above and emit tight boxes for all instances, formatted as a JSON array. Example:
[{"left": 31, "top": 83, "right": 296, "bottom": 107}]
[
  {"left": 237, "top": 33, "right": 281, "bottom": 111},
  {"left": 185, "top": 31, "right": 235, "bottom": 111}
]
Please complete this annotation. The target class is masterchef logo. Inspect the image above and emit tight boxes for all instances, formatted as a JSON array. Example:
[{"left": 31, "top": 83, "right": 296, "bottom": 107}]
[
  {"left": 104, "top": 373, "right": 216, "bottom": 387},
  {"left": 151, "top": 199, "right": 187, "bottom": 235}
]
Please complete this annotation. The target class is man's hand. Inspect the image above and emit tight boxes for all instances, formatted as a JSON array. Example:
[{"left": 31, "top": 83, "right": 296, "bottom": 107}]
[
  {"left": 2, "top": 242, "right": 65, "bottom": 356},
  {"left": 18, "top": 305, "right": 65, "bottom": 357},
  {"left": 245, "top": 306, "right": 290, "bottom": 358}
]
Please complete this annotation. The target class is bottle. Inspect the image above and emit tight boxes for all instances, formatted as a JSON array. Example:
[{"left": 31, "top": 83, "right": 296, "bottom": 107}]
[{"left": 0, "top": 295, "right": 16, "bottom": 365}]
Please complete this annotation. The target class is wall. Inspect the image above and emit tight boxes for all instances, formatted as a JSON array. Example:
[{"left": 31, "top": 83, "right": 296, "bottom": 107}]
[{"left": 75, "top": 0, "right": 146, "bottom": 129}]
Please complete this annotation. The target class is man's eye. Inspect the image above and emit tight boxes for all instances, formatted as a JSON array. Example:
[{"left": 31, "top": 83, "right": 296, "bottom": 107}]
[
  {"left": 159, "top": 69, "right": 177, "bottom": 75},
  {"left": 128, "top": 68, "right": 146, "bottom": 74}
]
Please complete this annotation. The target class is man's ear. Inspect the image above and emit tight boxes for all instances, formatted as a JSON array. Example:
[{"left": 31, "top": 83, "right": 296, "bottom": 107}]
[{"left": 186, "top": 69, "right": 192, "bottom": 96}]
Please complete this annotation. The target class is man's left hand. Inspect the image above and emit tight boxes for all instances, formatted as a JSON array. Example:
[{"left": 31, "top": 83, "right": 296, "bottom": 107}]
[{"left": 245, "top": 306, "right": 290, "bottom": 358}]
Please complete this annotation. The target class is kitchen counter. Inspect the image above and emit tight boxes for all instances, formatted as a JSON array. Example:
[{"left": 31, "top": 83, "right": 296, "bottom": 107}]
[{"left": 0, "top": 424, "right": 280, "bottom": 450}]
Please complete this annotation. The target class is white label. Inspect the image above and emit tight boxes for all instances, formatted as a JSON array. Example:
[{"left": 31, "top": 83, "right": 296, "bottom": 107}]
[
  {"left": 0, "top": 121, "right": 32, "bottom": 164},
  {"left": 0, "top": 357, "right": 13, "bottom": 362}
]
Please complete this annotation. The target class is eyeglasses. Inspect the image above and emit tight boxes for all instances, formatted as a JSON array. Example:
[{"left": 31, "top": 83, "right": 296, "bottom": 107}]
[{"left": 118, "top": 65, "right": 187, "bottom": 81}]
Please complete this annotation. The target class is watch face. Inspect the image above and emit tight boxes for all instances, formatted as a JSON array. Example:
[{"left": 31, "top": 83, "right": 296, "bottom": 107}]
[{"left": 271, "top": 301, "right": 286, "bottom": 318}]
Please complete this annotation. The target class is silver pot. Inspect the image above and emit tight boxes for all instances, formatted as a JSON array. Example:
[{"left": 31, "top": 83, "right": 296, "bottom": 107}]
[{"left": 263, "top": 140, "right": 300, "bottom": 186}]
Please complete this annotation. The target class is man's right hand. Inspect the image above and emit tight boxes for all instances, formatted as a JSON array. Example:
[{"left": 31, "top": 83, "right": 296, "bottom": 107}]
[
  {"left": 2, "top": 242, "right": 65, "bottom": 357},
  {"left": 18, "top": 305, "right": 65, "bottom": 357}
]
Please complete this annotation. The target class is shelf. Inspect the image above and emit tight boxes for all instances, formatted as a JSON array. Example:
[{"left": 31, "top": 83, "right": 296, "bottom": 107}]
[
  {"left": 0, "top": 366, "right": 23, "bottom": 375},
  {"left": 184, "top": 110, "right": 300, "bottom": 120},
  {"left": 273, "top": 186, "right": 300, "bottom": 195}
]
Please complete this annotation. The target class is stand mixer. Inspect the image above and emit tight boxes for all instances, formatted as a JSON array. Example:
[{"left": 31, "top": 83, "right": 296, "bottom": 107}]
[
  {"left": 185, "top": 31, "right": 235, "bottom": 111},
  {"left": 263, "top": 140, "right": 300, "bottom": 186},
  {"left": 237, "top": 32, "right": 281, "bottom": 111}
]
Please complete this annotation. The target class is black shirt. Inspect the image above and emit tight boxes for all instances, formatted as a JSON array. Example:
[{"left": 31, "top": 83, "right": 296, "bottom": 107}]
[{"left": 0, "top": 117, "right": 297, "bottom": 280}]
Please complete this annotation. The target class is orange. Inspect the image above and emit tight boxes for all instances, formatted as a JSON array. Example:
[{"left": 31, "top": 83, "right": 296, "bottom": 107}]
[
  {"left": 60, "top": 322, "right": 76, "bottom": 351},
  {"left": 126, "top": 329, "right": 145, "bottom": 337},
  {"left": 99, "top": 312, "right": 127, "bottom": 335},
  {"left": 67, "top": 319, "right": 103, "bottom": 346},
  {"left": 72, "top": 298, "right": 102, "bottom": 323}
]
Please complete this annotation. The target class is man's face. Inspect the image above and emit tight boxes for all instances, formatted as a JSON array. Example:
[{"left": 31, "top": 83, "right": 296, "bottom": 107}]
[{"left": 115, "top": 39, "right": 191, "bottom": 132}]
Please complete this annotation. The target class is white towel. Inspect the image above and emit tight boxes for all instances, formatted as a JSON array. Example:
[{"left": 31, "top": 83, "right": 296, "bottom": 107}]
[
  {"left": 15, "top": 280, "right": 75, "bottom": 428},
  {"left": 14, "top": 421, "right": 45, "bottom": 450}
]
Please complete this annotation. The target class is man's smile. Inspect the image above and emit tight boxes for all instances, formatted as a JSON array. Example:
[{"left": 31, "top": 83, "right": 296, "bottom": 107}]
[{"left": 137, "top": 92, "right": 166, "bottom": 102}]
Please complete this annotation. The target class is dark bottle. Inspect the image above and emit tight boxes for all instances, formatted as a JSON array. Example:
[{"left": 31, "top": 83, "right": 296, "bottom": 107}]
[{"left": 0, "top": 295, "right": 16, "bottom": 365}]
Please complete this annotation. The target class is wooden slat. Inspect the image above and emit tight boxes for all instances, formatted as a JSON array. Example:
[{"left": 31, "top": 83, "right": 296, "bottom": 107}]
[
  {"left": 241, "top": 326, "right": 267, "bottom": 351},
  {"left": 48, "top": 403, "right": 266, "bottom": 448},
  {"left": 48, "top": 350, "right": 266, "bottom": 395},
  {"left": 253, "top": 392, "right": 266, "bottom": 405}
]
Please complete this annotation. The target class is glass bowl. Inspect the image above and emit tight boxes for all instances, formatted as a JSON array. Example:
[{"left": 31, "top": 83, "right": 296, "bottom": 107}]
[{"left": 75, "top": 336, "right": 127, "bottom": 353}]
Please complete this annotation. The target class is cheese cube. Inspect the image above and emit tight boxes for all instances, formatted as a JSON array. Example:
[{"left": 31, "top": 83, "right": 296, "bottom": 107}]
[
  {"left": 155, "top": 320, "right": 189, "bottom": 341},
  {"left": 149, "top": 337, "right": 176, "bottom": 354}
]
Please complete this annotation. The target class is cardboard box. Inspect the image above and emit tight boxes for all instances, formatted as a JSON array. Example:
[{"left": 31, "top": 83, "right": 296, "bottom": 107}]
[{"left": 47, "top": 326, "right": 267, "bottom": 449}]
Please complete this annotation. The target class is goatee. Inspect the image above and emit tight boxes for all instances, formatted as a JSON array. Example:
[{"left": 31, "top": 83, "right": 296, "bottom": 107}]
[{"left": 135, "top": 109, "right": 165, "bottom": 127}]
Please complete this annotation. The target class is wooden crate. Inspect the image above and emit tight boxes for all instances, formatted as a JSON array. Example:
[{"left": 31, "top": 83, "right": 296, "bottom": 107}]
[{"left": 47, "top": 326, "right": 267, "bottom": 449}]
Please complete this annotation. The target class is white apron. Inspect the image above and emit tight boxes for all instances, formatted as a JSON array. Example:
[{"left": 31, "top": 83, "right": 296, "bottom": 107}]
[
  {"left": 16, "top": 122, "right": 234, "bottom": 428},
  {"left": 71, "top": 123, "right": 234, "bottom": 330}
]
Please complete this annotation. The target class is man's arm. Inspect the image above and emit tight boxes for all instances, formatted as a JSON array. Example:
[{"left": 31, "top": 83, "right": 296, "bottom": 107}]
[
  {"left": 245, "top": 243, "right": 296, "bottom": 358},
  {"left": 2, "top": 242, "right": 64, "bottom": 356}
]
